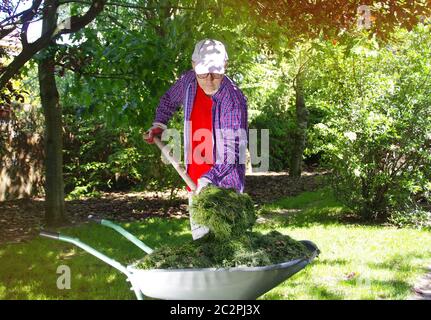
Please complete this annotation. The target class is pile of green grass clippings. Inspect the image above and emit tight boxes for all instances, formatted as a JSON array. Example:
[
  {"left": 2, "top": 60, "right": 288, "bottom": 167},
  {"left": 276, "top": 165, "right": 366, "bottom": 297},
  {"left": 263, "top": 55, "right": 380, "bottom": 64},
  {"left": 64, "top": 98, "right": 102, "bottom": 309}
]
[
  {"left": 135, "top": 231, "right": 312, "bottom": 269},
  {"left": 135, "top": 186, "right": 312, "bottom": 269},
  {"left": 191, "top": 186, "right": 256, "bottom": 239}
]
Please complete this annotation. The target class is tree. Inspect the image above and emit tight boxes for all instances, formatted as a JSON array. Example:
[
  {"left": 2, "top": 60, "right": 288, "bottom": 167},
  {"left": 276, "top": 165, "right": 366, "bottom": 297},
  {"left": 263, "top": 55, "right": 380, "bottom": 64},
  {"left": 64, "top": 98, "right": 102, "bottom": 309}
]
[
  {"left": 290, "top": 67, "right": 308, "bottom": 178},
  {"left": 233, "top": 0, "right": 431, "bottom": 178},
  {"left": 308, "top": 25, "right": 431, "bottom": 220},
  {"left": 38, "top": 1, "right": 66, "bottom": 226},
  {"left": 1, "top": 0, "right": 107, "bottom": 226},
  {"left": 244, "top": 0, "right": 431, "bottom": 41}
]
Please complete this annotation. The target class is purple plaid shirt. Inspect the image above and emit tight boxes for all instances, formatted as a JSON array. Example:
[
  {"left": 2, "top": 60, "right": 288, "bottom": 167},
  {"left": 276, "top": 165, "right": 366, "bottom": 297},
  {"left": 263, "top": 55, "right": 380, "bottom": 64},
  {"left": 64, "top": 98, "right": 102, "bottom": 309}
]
[{"left": 154, "top": 69, "right": 248, "bottom": 193}]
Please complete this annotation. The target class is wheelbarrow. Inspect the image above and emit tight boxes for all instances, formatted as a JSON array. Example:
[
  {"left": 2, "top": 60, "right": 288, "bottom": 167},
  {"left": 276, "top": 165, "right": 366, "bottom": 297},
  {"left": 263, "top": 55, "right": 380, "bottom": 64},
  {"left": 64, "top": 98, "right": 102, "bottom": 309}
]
[{"left": 40, "top": 134, "right": 320, "bottom": 300}]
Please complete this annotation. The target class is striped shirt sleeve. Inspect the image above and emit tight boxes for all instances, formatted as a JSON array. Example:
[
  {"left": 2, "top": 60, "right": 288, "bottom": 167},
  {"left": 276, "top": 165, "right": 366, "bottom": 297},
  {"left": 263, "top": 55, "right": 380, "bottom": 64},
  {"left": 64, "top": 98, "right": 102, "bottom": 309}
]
[{"left": 154, "top": 70, "right": 193, "bottom": 125}]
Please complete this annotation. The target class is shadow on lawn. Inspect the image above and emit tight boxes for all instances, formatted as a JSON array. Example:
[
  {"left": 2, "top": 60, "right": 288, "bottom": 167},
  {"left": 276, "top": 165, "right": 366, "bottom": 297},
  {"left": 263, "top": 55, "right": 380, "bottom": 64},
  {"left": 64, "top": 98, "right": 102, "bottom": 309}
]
[
  {"left": 260, "top": 247, "right": 431, "bottom": 300},
  {"left": 258, "top": 189, "right": 390, "bottom": 229},
  {"left": 0, "top": 195, "right": 189, "bottom": 245},
  {"left": 259, "top": 207, "right": 363, "bottom": 228},
  {"left": 0, "top": 218, "right": 191, "bottom": 300},
  {"left": 262, "top": 277, "right": 345, "bottom": 300},
  {"left": 262, "top": 288, "right": 341, "bottom": 300},
  {"left": 313, "top": 258, "right": 349, "bottom": 267},
  {"left": 368, "top": 252, "right": 431, "bottom": 275}
]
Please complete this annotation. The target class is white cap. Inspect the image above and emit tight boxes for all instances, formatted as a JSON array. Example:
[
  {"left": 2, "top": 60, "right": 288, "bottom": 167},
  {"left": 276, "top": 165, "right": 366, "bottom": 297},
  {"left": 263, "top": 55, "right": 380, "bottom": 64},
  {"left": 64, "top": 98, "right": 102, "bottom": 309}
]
[{"left": 192, "top": 39, "right": 228, "bottom": 74}]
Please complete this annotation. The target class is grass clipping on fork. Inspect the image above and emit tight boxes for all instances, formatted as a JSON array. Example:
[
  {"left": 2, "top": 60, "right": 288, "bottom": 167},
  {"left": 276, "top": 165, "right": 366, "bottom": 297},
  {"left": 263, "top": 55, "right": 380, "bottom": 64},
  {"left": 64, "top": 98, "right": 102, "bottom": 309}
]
[
  {"left": 191, "top": 186, "right": 256, "bottom": 239},
  {"left": 135, "top": 186, "right": 312, "bottom": 269}
]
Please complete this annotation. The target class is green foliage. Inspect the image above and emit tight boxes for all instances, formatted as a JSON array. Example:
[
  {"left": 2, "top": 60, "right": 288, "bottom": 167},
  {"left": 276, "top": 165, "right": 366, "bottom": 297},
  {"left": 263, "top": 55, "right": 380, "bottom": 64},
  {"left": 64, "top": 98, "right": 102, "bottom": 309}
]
[
  {"left": 136, "top": 186, "right": 310, "bottom": 269},
  {"left": 108, "top": 147, "right": 144, "bottom": 184},
  {"left": 191, "top": 186, "right": 256, "bottom": 239},
  {"left": 248, "top": 48, "right": 329, "bottom": 171},
  {"left": 135, "top": 231, "right": 311, "bottom": 269},
  {"left": 388, "top": 207, "right": 431, "bottom": 230},
  {"left": 63, "top": 108, "right": 184, "bottom": 199},
  {"left": 250, "top": 107, "right": 295, "bottom": 171},
  {"left": 310, "top": 25, "right": 431, "bottom": 219},
  {"left": 59, "top": 0, "right": 258, "bottom": 132},
  {"left": 54, "top": 0, "right": 260, "bottom": 196}
]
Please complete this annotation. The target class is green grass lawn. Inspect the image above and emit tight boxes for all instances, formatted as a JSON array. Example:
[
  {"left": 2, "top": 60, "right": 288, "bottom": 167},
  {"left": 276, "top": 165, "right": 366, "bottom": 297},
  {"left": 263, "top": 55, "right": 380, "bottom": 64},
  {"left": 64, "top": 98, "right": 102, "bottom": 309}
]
[{"left": 0, "top": 188, "right": 430, "bottom": 300}]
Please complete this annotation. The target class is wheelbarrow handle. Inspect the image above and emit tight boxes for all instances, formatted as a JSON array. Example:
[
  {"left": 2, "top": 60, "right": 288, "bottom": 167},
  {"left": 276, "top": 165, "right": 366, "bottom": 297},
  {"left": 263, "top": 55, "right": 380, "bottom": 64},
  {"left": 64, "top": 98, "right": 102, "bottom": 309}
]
[
  {"left": 40, "top": 230, "right": 60, "bottom": 240},
  {"left": 40, "top": 229, "right": 130, "bottom": 275},
  {"left": 87, "top": 216, "right": 103, "bottom": 224},
  {"left": 143, "top": 132, "right": 197, "bottom": 192},
  {"left": 88, "top": 217, "right": 153, "bottom": 254},
  {"left": 40, "top": 229, "right": 144, "bottom": 300}
]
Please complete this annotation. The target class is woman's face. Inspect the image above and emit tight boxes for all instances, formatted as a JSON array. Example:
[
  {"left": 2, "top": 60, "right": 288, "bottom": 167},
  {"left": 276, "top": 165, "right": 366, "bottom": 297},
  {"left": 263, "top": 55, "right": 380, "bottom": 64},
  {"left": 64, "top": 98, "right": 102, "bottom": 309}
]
[{"left": 192, "top": 61, "right": 225, "bottom": 96}]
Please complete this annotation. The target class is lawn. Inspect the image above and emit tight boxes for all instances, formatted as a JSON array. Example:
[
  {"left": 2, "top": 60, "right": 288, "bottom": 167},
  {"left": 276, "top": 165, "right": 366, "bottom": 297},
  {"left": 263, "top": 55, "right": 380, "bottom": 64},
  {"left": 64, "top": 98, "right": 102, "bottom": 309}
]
[{"left": 0, "top": 188, "right": 430, "bottom": 300}]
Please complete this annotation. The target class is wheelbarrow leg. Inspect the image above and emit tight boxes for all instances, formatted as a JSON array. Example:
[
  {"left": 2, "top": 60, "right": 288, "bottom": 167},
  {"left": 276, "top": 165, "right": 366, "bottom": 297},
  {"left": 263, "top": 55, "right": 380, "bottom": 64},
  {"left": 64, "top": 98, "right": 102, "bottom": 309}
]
[{"left": 128, "top": 278, "right": 144, "bottom": 300}]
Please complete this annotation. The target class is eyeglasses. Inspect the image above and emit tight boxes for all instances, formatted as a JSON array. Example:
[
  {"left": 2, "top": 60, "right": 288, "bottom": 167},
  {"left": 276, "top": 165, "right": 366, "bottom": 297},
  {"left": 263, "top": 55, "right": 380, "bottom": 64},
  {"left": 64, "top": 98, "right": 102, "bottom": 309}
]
[{"left": 196, "top": 72, "right": 224, "bottom": 80}]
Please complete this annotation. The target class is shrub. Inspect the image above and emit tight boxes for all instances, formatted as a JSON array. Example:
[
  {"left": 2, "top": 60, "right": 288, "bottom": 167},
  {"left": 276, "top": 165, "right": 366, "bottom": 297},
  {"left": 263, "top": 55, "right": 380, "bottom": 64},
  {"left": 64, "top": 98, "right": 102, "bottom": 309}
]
[
  {"left": 313, "top": 26, "right": 431, "bottom": 220},
  {"left": 388, "top": 207, "right": 431, "bottom": 230}
]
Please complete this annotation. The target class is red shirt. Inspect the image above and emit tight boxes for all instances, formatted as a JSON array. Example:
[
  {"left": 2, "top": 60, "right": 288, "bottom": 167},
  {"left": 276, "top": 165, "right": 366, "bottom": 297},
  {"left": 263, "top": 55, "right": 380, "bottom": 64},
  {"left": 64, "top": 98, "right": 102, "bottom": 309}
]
[{"left": 186, "top": 84, "right": 214, "bottom": 191}]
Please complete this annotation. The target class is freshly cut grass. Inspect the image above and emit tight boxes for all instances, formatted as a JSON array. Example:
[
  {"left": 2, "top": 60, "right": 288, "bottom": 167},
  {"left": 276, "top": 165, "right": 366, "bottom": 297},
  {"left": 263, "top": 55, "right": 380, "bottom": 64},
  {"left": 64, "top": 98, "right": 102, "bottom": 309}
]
[
  {"left": 135, "top": 187, "right": 311, "bottom": 269},
  {"left": 191, "top": 186, "right": 256, "bottom": 239},
  {"left": 135, "top": 231, "right": 312, "bottom": 269}
]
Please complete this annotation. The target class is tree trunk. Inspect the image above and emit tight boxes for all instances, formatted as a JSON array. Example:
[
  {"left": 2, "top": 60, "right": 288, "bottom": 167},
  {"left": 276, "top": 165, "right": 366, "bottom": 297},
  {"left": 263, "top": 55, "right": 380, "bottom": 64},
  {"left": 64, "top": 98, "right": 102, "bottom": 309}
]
[
  {"left": 289, "top": 72, "right": 309, "bottom": 179},
  {"left": 38, "top": 1, "right": 67, "bottom": 226}
]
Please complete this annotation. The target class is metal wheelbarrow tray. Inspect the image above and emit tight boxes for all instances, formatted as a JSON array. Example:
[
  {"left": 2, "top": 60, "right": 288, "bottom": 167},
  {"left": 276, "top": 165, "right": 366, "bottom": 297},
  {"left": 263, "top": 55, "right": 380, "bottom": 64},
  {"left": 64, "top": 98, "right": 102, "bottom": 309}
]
[{"left": 40, "top": 218, "right": 319, "bottom": 300}]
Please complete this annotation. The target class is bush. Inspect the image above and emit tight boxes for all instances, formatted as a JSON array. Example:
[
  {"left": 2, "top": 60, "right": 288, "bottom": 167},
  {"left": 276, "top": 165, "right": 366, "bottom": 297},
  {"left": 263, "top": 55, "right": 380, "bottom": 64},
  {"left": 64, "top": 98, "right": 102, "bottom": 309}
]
[
  {"left": 388, "top": 207, "right": 431, "bottom": 230},
  {"left": 313, "top": 26, "right": 431, "bottom": 220},
  {"left": 250, "top": 84, "right": 328, "bottom": 172},
  {"left": 63, "top": 110, "right": 184, "bottom": 198},
  {"left": 250, "top": 107, "right": 295, "bottom": 171}
]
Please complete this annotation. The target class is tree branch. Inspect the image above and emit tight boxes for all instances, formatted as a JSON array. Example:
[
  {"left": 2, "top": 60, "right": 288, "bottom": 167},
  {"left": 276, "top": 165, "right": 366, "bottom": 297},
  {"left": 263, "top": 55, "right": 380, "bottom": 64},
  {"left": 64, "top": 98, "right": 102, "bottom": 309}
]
[
  {"left": 55, "top": 60, "right": 137, "bottom": 80},
  {"left": 55, "top": 0, "right": 106, "bottom": 36},
  {"left": 58, "top": 0, "right": 195, "bottom": 11},
  {"left": 78, "top": 72, "right": 137, "bottom": 80},
  {"left": 105, "top": 13, "right": 129, "bottom": 31},
  {"left": 20, "top": 0, "right": 43, "bottom": 48},
  {"left": 0, "top": 27, "right": 15, "bottom": 40},
  {"left": 0, "top": 0, "right": 107, "bottom": 90},
  {"left": 0, "top": 0, "right": 42, "bottom": 28}
]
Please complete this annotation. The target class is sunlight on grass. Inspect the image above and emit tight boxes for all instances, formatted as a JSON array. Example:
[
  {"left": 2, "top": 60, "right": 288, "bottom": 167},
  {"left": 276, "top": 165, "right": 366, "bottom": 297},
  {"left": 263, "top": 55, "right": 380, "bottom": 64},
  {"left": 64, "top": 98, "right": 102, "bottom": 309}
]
[
  {"left": 0, "top": 189, "right": 430, "bottom": 300},
  {"left": 257, "top": 189, "right": 431, "bottom": 300},
  {"left": 0, "top": 218, "right": 192, "bottom": 300}
]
